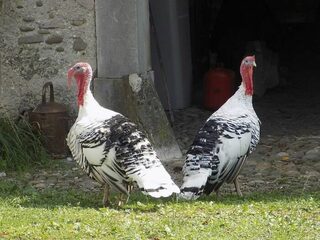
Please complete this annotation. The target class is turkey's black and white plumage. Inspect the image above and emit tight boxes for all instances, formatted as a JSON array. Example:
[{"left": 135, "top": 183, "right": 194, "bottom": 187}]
[
  {"left": 180, "top": 56, "right": 260, "bottom": 200},
  {"left": 67, "top": 62, "right": 179, "bottom": 206}
]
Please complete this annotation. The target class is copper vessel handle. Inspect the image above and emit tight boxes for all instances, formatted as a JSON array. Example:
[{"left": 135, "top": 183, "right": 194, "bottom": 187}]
[{"left": 42, "top": 82, "right": 54, "bottom": 103}]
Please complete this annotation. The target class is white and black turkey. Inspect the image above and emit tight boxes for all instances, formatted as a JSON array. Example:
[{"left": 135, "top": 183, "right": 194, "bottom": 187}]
[
  {"left": 180, "top": 56, "right": 260, "bottom": 200},
  {"left": 67, "top": 62, "right": 179, "bottom": 206}
]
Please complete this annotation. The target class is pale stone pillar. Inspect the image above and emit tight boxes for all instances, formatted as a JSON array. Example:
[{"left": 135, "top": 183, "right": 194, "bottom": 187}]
[{"left": 95, "top": 0, "right": 182, "bottom": 161}]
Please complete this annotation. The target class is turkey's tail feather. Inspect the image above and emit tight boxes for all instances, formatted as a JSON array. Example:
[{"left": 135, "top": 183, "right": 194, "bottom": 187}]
[
  {"left": 179, "top": 168, "right": 211, "bottom": 200},
  {"left": 131, "top": 165, "right": 180, "bottom": 198}
]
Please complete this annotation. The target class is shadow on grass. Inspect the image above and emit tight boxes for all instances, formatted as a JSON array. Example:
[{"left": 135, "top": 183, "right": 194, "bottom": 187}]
[{"left": 0, "top": 179, "right": 319, "bottom": 211}]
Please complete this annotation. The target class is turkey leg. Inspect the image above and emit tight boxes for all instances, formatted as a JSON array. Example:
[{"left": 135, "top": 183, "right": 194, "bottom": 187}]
[
  {"left": 234, "top": 177, "right": 243, "bottom": 197},
  {"left": 215, "top": 189, "right": 220, "bottom": 198},
  {"left": 103, "top": 184, "right": 111, "bottom": 207}
]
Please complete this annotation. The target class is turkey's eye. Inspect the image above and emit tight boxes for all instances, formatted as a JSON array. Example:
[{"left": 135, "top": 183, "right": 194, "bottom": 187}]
[{"left": 75, "top": 66, "right": 81, "bottom": 70}]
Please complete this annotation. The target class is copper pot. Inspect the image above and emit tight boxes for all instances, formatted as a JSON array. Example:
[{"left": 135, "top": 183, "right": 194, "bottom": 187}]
[{"left": 29, "top": 82, "right": 69, "bottom": 158}]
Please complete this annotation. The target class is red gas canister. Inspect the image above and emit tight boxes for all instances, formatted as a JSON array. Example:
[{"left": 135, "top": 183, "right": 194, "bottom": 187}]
[{"left": 203, "top": 67, "right": 235, "bottom": 110}]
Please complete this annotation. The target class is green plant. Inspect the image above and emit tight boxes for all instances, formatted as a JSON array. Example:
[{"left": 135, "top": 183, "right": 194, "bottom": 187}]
[{"left": 0, "top": 117, "right": 49, "bottom": 171}]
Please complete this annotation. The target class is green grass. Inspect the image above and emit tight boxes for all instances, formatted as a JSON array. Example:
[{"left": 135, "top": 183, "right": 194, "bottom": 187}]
[
  {"left": 0, "top": 117, "right": 49, "bottom": 171},
  {"left": 0, "top": 180, "right": 319, "bottom": 240}
]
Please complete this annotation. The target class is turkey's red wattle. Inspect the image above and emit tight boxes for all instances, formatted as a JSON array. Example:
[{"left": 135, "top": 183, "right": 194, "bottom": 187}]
[
  {"left": 76, "top": 74, "right": 88, "bottom": 106},
  {"left": 241, "top": 66, "right": 254, "bottom": 96}
]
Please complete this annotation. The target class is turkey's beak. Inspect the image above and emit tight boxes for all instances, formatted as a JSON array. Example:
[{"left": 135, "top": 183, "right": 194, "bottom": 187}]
[
  {"left": 253, "top": 61, "right": 257, "bottom": 67},
  {"left": 67, "top": 68, "right": 75, "bottom": 90}
]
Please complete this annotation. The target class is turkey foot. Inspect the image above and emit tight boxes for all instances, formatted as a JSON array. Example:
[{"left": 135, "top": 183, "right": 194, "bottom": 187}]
[
  {"left": 117, "top": 194, "right": 127, "bottom": 207},
  {"left": 234, "top": 177, "right": 243, "bottom": 197},
  {"left": 117, "top": 184, "right": 132, "bottom": 207}
]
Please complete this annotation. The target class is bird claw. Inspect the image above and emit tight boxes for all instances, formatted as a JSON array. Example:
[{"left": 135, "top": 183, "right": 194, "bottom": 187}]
[{"left": 103, "top": 199, "right": 111, "bottom": 207}]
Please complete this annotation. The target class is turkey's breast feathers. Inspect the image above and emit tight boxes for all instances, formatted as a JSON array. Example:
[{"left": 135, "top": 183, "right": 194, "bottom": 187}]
[{"left": 67, "top": 114, "right": 162, "bottom": 195}]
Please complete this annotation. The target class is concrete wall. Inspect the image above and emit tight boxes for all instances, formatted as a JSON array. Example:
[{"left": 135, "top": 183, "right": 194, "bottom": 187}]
[
  {"left": 0, "top": 0, "right": 96, "bottom": 117},
  {"left": 95, "top": 0, "right": 151, "bottom": 78}
]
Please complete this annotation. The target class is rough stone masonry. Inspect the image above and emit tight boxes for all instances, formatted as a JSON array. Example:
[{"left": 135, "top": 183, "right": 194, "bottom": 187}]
[{"left": 0, "top": 0, "right": 96, "bottom": 117}]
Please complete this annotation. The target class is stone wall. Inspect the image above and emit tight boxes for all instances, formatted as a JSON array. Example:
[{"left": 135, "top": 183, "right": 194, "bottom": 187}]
[{"left": 0, "top": 0, "right": 96, "bottom": 117}]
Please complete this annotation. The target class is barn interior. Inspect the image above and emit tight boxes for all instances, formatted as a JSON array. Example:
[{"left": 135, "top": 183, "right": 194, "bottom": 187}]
[{"left": 150, "top": 0, "right": 320, "bottom": 137}]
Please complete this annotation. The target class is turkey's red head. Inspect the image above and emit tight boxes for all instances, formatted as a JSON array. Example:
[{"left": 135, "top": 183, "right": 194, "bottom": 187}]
[
  {"left": 67, "top": 62, "right": 92, "bottom": 106},
  {"left": 240, "top": 56, "right": 256, "bottom": 96}
]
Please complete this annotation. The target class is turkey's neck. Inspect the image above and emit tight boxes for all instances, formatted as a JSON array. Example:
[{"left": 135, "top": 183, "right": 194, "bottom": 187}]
[
  {"left": 240, "top": 65, "right": 254, "bottom": 96},
  {"left": 234, "top": 83, "right": 253, "bottom": 106},
  {"left": 215, "top": 66, "right": 255, "bottom": 116},
  {"left": 77, "top": 75, "right": 101, "bottom": 119},
  {"left": 236, "top": 64, "right": 254, "bottom": 107},
  {"left": 217, "top": 82, "right": 254, "bottom": 117}
]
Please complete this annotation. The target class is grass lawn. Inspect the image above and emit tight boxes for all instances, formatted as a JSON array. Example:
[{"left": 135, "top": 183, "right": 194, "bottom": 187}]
[{"left": 0, "top": 179, "right": 319, "bottom": 240}]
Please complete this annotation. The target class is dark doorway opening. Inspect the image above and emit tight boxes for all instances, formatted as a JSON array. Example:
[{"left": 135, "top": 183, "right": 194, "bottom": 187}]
[{"left": 189, "top": 0, "right": 320, "bottom": 106}]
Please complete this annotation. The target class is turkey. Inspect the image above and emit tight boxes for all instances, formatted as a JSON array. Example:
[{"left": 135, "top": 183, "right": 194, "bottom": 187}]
[
  {"left": 66, "top": 62, "right": 180, "bottom": 206},
  {"left": 180, "top": 56, "right": 260, "bottom": 200}
]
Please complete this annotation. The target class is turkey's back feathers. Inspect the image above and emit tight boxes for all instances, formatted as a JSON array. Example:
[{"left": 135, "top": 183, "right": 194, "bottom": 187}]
[{"left": 180, "top": 114, "right": 259, "bottom": 199}]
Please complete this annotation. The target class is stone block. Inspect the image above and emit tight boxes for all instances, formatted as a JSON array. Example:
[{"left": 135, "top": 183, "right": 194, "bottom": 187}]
[
  {"left": 77, "top": 0, "right": 94, "bottom": 10},
  {"left": 23, "top": 16, "right": 35, "bottom": 22},
  {"left": 48, "top": 12, "right": 55, "bottom": 19},
  {"left": 38, "top": 29, "right": 50, "bottom": 34},
  {"left": 45, "top": 34, "right": 63, "bottom": 44},
  {"left": 56, "top": 47, "right": 64, "bottom": 52},
  {"left": 71, "top": 18, "right": 86, "bottom": 26},
  {"left": 73, "top": 37, "right": 87, "bottom": 51},
  {"left": 18, "top": 34, "right": 44, "bottom": 44},
  {"left": 36, "top": 0, "right": 43, "bottom": 7},
  {"left": 19, "top": 26, "right": 35, "bottom": 32},
  {"left": 39, "top": 20, "right": 63, "bottom": 29},
  {"left": 94, "top": 73, "right": 182, "bottom": 161},
  {"left": 15, "top": 0, "right": 23, "bottom": 8},
  {"left": 303, "top": 147, "right": 320, "bottom": 161}
]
